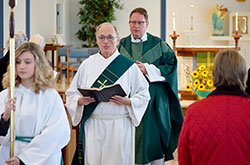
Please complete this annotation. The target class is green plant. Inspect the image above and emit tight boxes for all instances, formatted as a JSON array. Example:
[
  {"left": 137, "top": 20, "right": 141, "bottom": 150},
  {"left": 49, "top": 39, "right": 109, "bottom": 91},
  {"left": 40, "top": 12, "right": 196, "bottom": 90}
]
[{"left": 76, "top": 0, "right": 123, "bottom": 47}]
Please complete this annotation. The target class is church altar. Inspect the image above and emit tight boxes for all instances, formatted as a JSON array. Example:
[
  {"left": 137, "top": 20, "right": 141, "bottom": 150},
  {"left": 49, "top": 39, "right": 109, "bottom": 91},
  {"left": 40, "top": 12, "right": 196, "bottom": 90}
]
[
  {"left": 176, "top": 46, "right": 236, "bottom": 112},
  {"left": 176, "top": 45, "right": 235, "bottom": 57},
  {"left": 176, "top": 46, "right": 235, "bottom": 90}
]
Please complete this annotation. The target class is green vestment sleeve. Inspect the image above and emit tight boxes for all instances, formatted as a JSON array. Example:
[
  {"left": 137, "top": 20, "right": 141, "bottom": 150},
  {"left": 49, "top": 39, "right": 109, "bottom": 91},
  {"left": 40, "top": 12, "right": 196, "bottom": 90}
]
[{"left": 118, "top": 33, "right": 184, "bottom": 163}]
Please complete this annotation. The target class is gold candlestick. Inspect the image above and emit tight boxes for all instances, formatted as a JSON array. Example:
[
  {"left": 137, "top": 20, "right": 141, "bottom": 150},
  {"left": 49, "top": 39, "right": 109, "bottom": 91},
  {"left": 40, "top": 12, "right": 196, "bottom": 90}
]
[
  {"left": 190, "top": 16, "right": 193, "bottom": 31},
  {"left": 190, "top": 4, "right": 194, "bottom": 31},
  {"left": 169, "top": 31, "right": 180, "bottom": 53},
  {"left": 232, "top": 31, "right": 242, "bottom": 50}
]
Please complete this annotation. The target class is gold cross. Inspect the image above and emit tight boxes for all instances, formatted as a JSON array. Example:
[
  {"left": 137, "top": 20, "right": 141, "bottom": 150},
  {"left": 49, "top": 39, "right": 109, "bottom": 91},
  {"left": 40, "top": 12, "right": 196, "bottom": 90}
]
[{"left": 97, "top": 80, "right": 107, "bottom": 88}]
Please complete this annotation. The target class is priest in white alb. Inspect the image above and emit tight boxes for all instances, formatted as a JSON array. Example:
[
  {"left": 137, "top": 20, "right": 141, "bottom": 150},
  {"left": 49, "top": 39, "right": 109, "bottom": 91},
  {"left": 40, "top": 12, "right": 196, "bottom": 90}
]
[{"left": 66, "top": 22, "right": 150, "bottom": 165}]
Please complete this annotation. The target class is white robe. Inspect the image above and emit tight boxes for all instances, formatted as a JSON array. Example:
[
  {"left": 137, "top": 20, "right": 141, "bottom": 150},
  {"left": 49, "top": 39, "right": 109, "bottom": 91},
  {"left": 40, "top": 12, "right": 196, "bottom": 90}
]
[
  {"left": 66, "top": 50, "right": 150, "bottom": 165},
  {"left": 0, "top": 85, "right": 71, "bottom": 165}
]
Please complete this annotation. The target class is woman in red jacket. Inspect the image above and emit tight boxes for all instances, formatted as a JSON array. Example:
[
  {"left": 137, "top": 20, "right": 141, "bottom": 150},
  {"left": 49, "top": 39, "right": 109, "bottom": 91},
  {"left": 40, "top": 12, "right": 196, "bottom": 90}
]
[
  {"left": 246, "top": 68, "right": 250, "bottom": 95},
  {"left": 178, "top": 49, "right": 250, "bottom": 165}
]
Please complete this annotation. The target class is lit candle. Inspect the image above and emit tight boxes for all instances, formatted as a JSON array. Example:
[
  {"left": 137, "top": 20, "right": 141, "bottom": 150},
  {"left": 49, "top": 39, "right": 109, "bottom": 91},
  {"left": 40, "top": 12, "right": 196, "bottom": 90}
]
[
  {"left": 172, "top": 12, "right": 176, "bottom": 31},
  {"left": 235, "top": 12, "right": 238, "bottom": 32}
]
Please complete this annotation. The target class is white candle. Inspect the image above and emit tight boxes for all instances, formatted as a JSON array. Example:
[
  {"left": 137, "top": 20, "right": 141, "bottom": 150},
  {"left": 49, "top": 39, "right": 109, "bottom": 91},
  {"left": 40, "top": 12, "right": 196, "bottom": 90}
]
[
  {"left": 235, "top": 12, "right": 238, "bottom": 32},
  {"left": 172, "top": 12, "right": 176, "bottom": 31}
]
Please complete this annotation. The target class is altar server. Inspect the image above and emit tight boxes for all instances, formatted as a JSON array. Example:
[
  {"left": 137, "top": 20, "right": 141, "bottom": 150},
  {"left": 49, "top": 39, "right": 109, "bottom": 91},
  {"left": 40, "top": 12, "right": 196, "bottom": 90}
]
[
  {"left": 0, "top": 30, "right": 27, "bottom": 92},
  {"left": 0, "top": 42, "right": 70, "bottom": 164}
]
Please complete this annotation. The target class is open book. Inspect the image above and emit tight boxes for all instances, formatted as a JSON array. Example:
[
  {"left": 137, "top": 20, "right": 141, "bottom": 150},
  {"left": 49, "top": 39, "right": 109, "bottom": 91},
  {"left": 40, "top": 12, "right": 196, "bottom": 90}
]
[{"left": 78, "top": 84, "right": 127, "bottom": 102}]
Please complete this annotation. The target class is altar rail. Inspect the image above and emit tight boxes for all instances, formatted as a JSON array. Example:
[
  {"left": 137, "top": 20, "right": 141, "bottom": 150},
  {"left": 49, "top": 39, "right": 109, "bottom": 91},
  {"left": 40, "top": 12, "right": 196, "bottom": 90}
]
[{"left": 176, "top": 46, "right": 236, "bottom": 57}]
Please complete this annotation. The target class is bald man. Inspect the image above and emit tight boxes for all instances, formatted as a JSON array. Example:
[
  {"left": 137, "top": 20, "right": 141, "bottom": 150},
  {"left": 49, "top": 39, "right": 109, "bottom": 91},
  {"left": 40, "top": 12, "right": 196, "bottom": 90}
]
[{"left": 66, "top": 22, "right": 150, "bottom": 165}]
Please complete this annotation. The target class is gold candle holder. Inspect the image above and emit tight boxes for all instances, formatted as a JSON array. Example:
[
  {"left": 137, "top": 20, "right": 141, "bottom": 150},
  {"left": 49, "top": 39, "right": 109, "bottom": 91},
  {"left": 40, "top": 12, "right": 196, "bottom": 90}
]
[
  {"left": 169, "top": 31, "right": 180, "bottom": 53},
  {"left": 232, "top": 31, "right": 242, "bottom": 50}
]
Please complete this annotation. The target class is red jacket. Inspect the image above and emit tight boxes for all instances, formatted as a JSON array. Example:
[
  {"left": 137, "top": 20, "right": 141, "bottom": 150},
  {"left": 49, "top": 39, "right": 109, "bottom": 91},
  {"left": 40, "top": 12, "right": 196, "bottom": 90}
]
[{"left": 178, "top": 86, "right": 250, "bottom": 165}]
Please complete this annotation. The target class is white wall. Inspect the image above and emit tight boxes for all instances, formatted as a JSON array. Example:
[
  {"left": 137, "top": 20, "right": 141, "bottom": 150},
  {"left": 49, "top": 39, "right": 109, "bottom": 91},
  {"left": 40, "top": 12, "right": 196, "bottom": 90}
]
[
  {"left": 3, "top": 0, "right": 250, "bottom": 45},
  {"left": 64, "top": 0, "right": 82, "bottom": 47},
  {"left": 3, "top": 0, "right": 250, "bottom": 68},
  {"left": 113, "top": 0, "right": 161, "bottom": 39},
  {"left": 30, "top": 0, "right": 56, "bottom": 43},
  {"left": 3, "top": 0, "right": 56, "bottom": 44},
  {"left": 63, "top": 0, "right": 161, "bottom": 47},
  {"left": 166, "top": 0, "right": 250, "bottom": 46}
]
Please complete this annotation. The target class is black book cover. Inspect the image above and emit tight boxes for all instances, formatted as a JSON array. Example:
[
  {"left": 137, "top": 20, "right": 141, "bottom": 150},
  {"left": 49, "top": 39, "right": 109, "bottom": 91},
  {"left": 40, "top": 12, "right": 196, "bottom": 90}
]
[{"left": 78, "top": 84, "right": 127, "bottom": 102}]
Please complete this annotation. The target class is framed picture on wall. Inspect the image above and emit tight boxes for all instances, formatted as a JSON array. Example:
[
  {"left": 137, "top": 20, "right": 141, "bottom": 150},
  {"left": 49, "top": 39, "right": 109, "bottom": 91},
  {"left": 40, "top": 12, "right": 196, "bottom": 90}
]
[
  {"left": 230, "top": 11, "right": 250, "bottom": 36},
  {"left": 232, "top": 16, "right": 248, "bottom": 34}
]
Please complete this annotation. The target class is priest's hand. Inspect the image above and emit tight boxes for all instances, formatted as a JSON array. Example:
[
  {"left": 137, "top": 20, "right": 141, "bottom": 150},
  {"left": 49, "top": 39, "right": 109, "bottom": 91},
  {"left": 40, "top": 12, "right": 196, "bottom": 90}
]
[
  {"left": 3, "top": 97, "right": 16, "bottom": 121},
  {"left": 136, "top": 61, "right": 147, "bottom": 74},
  {"left": 6, "top": 157, "right": 20, "bottom": 165},
  {"left": 78, "top": 96, "right": 95, "bottom": 106},
  {"left": 110, "top": 96, "right": 131, "bottom": 106}
]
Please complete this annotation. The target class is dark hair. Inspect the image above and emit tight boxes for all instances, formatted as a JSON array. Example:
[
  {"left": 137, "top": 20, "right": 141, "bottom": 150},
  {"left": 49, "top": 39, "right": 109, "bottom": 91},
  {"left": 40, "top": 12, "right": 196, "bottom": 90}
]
[
  {"left": 129, "top": 7, "right": 148, "bottom": 21},
  {"left": 212, "top": 49, "right": 247, "bottom": 90}
]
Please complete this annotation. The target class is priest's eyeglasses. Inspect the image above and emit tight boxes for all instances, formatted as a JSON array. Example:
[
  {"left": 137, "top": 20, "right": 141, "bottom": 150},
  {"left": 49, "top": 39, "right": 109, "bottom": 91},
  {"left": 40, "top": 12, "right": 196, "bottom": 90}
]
[
  {"left": 97, "top": 35, "right": 117, "bottom": 41},
  {"left": 129, "top": 21, "right": 146, "bottom": 25}
]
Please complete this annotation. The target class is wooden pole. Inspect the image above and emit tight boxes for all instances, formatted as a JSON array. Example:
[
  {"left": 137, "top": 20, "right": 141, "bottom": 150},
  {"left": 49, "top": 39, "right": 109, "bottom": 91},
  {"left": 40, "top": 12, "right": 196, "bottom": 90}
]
[{"left": 9, "top": 0, "right": 15, "bottom": 158}]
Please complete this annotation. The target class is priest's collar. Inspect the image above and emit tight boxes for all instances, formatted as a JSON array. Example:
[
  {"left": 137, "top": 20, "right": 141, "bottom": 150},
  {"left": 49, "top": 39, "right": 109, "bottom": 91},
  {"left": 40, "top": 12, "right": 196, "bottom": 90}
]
[{"left": 131, "top": 33, "right": 147, "bottom": 43}]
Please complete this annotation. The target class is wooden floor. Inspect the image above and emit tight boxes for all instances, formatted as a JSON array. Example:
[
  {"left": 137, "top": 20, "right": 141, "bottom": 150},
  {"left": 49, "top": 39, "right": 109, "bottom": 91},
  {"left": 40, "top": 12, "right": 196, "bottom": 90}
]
[
  {"left": 56, "top": 76, "right": 70, "bottom": 102},
  {"left": 56, "top": 76, "right": 70, "bottom": 92}
]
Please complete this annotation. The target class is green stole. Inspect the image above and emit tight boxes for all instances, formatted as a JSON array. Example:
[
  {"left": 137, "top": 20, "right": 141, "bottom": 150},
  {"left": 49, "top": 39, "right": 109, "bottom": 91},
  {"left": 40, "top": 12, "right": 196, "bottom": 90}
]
[
  {"left": 15, "top": 136, "right": 34, "bottom": 143},
  {"left": 15, "top": 136, "right": 64, "bottom": 165},
  {"left": 118, "top": 34, "right": 184, "bottom": 163},
  {"left": 76, "top": 54, "right": 134, "bottom": 164}
]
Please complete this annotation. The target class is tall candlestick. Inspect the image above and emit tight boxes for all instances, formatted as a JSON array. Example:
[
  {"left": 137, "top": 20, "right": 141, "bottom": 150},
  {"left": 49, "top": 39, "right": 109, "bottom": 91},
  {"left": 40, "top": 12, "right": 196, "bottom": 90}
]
[
  {"left": 169, "top": 31, "right": 179, "bottom": 53},
  {"left": 190, "top": 4, "right": 194, "bottom": 31},
  {"left": 172, "top": 12, "right": 176, "bottom": 31},
  {"left": 191, "top": 16, "right": 193, "bottom": 31},
  {"left": 235, "top": 12, "right": 238, "bottom": 32}
]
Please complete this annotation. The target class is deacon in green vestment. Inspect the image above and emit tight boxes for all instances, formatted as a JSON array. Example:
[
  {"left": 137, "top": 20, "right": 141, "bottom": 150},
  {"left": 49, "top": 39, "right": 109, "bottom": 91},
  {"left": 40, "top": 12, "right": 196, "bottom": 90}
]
[
  {"left": 66, "top": 23, "right": 150, "bottom": 165},
  {"left": 118, "top": 7, "right": 184, "bottom": 164}
]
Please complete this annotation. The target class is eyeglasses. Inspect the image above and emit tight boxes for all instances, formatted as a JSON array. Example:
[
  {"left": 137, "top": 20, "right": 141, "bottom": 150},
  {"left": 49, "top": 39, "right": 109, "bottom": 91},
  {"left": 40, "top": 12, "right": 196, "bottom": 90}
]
[
  {"left": 129, "top": 21, "right": 146, "bottom": 25},
  {"left": 97, "top": 35, "right": 117, "bottom": 41}
]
